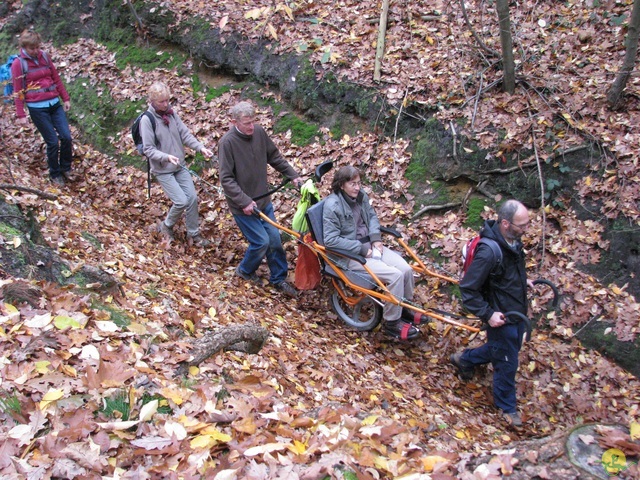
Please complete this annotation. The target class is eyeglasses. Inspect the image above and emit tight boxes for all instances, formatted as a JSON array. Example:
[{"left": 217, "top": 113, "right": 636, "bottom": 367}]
[
  {"left": 507, "top": 220, "right": 529, "bottom": 229},
  {"left": 345, "top": 180, "right": 361, "bottom": 187}
]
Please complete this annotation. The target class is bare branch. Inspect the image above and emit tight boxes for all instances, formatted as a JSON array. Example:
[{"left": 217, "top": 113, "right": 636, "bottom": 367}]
[
  {"left": 411, "top": 202, "right": 462, "bottom": 219},
  {"left": 459, "top": 0, "right": 500, "bottom": 58},
  {"left": 373, "top": 0, "right": 391, "bottom": 82},
  {"left": 0, "top": 184, "right": 57, "bottom": 200}
]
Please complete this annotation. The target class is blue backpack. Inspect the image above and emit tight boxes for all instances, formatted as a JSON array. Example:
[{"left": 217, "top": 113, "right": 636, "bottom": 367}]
[
  {"left": 0, "top": 54, "right": 19, "bottom": 102},
  {"left": 0, "top": 52, "right": 50, "bottom": 103}
]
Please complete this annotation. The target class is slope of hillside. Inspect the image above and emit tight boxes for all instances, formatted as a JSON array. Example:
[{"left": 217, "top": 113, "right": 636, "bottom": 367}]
[{"left": 0, "top": 0, "right": 639, "bottom": 477}]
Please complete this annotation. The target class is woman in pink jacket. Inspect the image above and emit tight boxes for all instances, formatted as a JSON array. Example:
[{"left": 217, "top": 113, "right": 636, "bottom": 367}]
[{"left": 11, "top": 30, "right": 73, "bottom": 187}]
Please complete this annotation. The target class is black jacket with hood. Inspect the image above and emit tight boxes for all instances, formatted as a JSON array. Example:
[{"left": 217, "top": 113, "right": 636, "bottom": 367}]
[{"left": 460, "top": 219, "right": 528, "bottom": 323}]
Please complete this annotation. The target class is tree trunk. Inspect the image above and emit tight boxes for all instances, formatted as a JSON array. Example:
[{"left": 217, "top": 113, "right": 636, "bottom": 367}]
[
  {"left": 373, "top": 0, "right": 390, "bottom": 82},
  {"left": 496, "top": 0, "right": 516, "bottom": 94},
  {"left": 607, "top": 0, "right": 640, "bottom": 109}
]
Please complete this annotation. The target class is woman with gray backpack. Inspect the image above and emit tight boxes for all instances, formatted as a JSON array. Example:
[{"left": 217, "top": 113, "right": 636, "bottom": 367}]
[{"left": 138, "top": 81, "right": 215, "bottom": 248}]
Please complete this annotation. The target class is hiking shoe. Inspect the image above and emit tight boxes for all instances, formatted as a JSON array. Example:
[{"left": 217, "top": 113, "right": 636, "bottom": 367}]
[
  {"left": 402, "top": 308, "right": 432, "bottom": 325},
  {"left": 61, "top": 171, "right": 75, "bottom": 182},
  {"left": 274, "top": 281, "right": 298, "bottom": 298},
  {"left": 157, "top": 221, "right": 175, "bottom": 242},
  {"left": 235, "top": 266, "right": 261, "bottom": 284},
  {"left": 450, "top": 352, "right": 475, "bottom": 381},
  {"left": 502, "top": 411, "right": 523, "bottom": 427},
  {"left": 188, "top": 234, "right": 211, "bottom": 248},
  {"left": 50, "top": 176, "right": 65, "bottom": 187},
  {"left": 383, "top": 319, "right": 419, "bottom": 340}
]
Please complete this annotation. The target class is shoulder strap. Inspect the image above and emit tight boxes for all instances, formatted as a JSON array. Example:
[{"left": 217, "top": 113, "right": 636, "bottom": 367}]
[
  {"left": 142, "top": 111, "right": 157, "bottom": 200},
  {"left": 19, "top": 57, "right": 28, "bottom": 92},
  {"left": 142, "top": 111, "right": 157, "bottom": 141},
  {"left": 479, "top": 238, "right": 503, "bottom": 271},
  {"left": 17, "top": 53, "right": 53, "bottom": 95},
  {"left": 143, "top": 110, "right": 156, "bottom": 130}
]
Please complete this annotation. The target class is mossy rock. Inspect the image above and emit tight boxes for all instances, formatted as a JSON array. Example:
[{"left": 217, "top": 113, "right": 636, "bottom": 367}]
[
  {"left": 575, "top": 320, "right": 640, "bottom": 378},
  {"left": 0, "top": 198, "right": 122, "bottom": 295}
]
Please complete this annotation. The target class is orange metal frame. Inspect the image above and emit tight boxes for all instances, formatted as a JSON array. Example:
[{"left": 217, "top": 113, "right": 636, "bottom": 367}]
[{"left": 256, "top": 210, "right": 480, "bottom": 333}]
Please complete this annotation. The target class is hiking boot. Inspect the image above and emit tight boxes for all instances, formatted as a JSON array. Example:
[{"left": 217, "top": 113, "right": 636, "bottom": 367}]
[
  {"left": 50, "top": 176, "right": 65, "bottom": 187},
  {"left": 502, "top": 411, "right": 523, "bottom": 427},
  {"left": 235, "top": 266, "right": 261, "bottom": 284},
  {"left": 61, "top": 171, "right": 75, "bottom": 182},
  {"left": 383, "top": 319, "right": 419, "bottom": 340},
  {"left": 450, "top": 352, "right": 475, "bottom": 381},
  {"left": 157, "top": 221, "right": 175, "bottom": 242},
  {"left": 188, "top": 234, "right": 211, "bottom": 248},
  {"left": 402, "top": 307, "right": 432, "bottom": 325},
  {"left": 274, "top": 281, "right": 298, "bottom": 298}
]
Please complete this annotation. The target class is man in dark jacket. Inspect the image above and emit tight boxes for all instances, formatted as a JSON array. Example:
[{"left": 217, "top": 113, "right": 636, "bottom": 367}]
[
  {"left": 450, "top": 199, "right": 533, "bottom": 427},
  {"left": 218, "top": 101, "right": 302, "bottom": 297}
]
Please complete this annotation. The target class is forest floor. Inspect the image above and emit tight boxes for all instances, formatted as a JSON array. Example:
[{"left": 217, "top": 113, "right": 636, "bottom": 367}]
[{"left": 1, "top": 0, "right": 640, "bottom": 478}]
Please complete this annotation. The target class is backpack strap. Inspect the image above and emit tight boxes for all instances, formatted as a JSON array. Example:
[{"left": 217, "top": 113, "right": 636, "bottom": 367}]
[
  {"left": 479, "top": 237, "right": 503, "bottom": 273},
  {"left": 18, "top": 57, "right": 28, "bottom": 93},
  {"left": 142, "top": 111, "right": 157, "bottom": 199}
]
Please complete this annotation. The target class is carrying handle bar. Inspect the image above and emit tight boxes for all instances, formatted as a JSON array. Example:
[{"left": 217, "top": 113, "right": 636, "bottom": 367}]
[
  {"left": 251, "top": 159, "right": 335, "bottom": 202},
  {"left": 532, "top": 279, "right": 559, "bottom": 308},
  {"left": 480, "top": 310, "right": 532, "bottom": 342}
]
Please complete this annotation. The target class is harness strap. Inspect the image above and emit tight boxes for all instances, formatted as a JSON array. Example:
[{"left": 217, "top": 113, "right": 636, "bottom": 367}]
[
  {"left": 400, "top": 322, "right": 412, "bottom": 340},
  {"left": 30, "top": 84, "right": 57, "bottom": 94}
]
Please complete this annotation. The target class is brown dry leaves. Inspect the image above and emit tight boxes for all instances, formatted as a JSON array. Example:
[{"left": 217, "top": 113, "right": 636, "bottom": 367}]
[{"left": 1, "top": 0, "right": 640, "bottom": 477}]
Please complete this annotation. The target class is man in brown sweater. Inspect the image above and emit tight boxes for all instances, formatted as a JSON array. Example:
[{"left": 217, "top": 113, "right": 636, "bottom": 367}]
[{"left": 219, "top": 101, "right": 302, "bottom": 297}]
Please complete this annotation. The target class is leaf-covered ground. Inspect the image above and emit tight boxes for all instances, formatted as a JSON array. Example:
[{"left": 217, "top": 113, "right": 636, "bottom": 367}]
[{"left": 0, "top": 0, "right": 639, "bottom": 478}]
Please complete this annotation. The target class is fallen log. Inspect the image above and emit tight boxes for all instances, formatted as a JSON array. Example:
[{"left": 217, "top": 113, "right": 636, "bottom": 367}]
[
  {"left": 0, "top": 184, "right": 57, "bottom": 200},
  {"left": 175, "top": 323, "right": 270, "bottom": 376}
]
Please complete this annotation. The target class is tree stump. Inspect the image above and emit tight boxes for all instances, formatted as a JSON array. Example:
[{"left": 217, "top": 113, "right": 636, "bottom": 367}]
[{"left": 458, "top": 423, "right": 638, "bottom": 479}]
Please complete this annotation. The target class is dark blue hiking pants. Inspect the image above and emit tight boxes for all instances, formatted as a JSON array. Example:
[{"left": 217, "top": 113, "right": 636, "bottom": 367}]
[
  {"left": 28, "top": 102, "right": 72, "bottom": 179},
  {"left": 460, "top": 321, "right": 526, "bottom": 413}
]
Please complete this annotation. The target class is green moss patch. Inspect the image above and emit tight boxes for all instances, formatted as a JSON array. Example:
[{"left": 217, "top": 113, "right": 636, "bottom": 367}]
[
  {"left": 81, "top": 232, "right": 103, "bottom": 250},
  {"left": 90, "top": 300, "right": 132, "bottom": 328},
  {"left": 66, "top": 79, "right": 142, "bottom": 154},
  {"left": 273, "top": 113, "right": 320, "bottom": 146},
  {"left": 106, "top": 41, "right": 187, "bottom": 73},
  {"left": 100, "top": 389, "right": 131, "bottom": 420},
  {"left": 464, "top": 197, "right": 490, "bottom": 229}
]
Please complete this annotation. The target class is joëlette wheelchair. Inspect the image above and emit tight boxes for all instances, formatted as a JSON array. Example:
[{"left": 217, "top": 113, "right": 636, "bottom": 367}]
[
  {"left": 253, "top": 161, "right": 558, "bottom": 338},
  {"left": 252, "top": 160, "right": 484, "bottom": 336}
]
